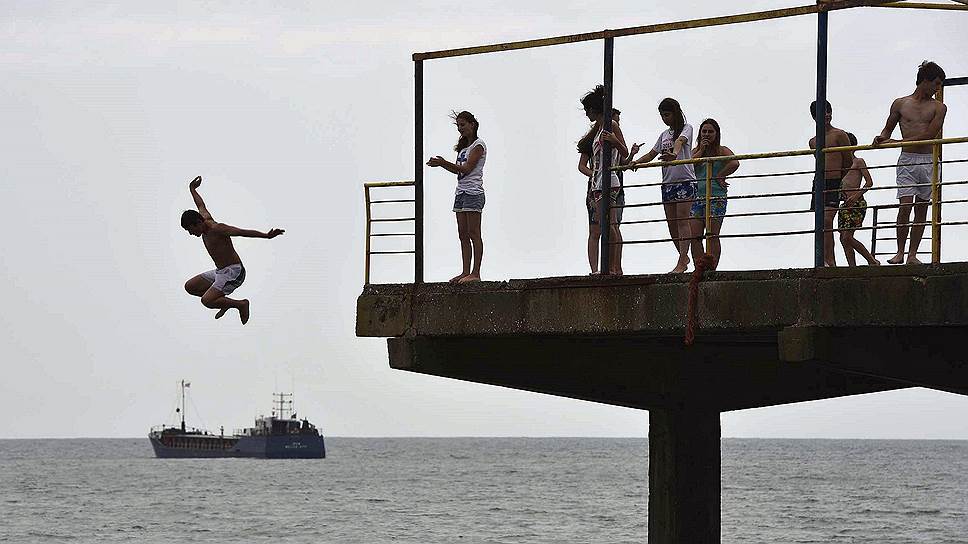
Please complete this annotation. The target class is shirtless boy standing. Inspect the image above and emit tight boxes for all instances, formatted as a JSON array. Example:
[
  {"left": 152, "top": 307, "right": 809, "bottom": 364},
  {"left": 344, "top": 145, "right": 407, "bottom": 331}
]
[
  {"left": 839, "top": 132, "right": 879, "bottom": 267},
  {"left": 873, "top": 61, "right": 947, "bottom": 265},
  {"left": 181, "top": 176, "right": 284, "bottom": 324},
  {"left": 809, "top": 100, "right": 852, "bottom": 267}
]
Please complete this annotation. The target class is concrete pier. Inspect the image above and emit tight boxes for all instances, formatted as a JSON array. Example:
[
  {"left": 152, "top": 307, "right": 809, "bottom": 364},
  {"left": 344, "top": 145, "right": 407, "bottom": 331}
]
[{"left": 357, "top": 263, "right": 968, "bottom": 542}]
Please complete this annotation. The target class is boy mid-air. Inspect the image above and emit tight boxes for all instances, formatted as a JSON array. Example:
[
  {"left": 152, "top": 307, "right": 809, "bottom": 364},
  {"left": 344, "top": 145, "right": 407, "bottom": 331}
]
[
  {"left": 180, "top": 176, "right": 284, "bottom": 324},
  {"left": 873, "top": 60, "right": 947, "bottom": 265}
]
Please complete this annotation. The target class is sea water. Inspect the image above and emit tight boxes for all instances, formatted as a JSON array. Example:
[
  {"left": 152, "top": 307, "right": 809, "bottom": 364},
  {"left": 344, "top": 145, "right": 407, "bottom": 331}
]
[{"left": 1, "top": 438, "right": 965, "bottom": 543}]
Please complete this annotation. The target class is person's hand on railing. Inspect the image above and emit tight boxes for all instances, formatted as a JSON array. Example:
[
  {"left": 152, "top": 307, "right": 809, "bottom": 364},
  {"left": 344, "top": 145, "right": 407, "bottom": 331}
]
[{"left": 872, "top": 135, "right": 895, "bottom": 146}]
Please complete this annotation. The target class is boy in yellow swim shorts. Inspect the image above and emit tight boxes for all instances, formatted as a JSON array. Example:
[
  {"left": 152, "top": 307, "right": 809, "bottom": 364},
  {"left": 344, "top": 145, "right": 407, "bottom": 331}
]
[{"left": 838, "top": 133, "right": 879, "bottom": 266}]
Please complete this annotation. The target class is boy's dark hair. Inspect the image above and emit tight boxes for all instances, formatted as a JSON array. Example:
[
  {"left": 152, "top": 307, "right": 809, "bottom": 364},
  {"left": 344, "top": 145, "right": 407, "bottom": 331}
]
[
  {"left": 451, "top": 110, "right": 480, "bottom": 152},
  {"left": 611, "top": 107, "right": 621, "bottom": 117},
  {"left": 810, "top": 99, "right": 832, "bottom": 120},
  {"left": 846, "top": 132, "right": 858, "bottom": 146},
  {"left": 181, "top": 210, "right": 204, "bottom": 230},
  {"left": 916, "top": 60, "right": 945, "bottom": 84}
]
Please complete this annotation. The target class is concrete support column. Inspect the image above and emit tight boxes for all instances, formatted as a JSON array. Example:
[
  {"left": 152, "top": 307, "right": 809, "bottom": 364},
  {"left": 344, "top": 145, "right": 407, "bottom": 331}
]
[{"left": 648, "top": 407, "right": 721, "bottom": 544}]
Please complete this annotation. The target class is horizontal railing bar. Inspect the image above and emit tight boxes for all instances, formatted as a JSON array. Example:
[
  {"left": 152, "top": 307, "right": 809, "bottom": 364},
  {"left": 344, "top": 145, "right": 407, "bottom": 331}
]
[
  {"left": 370, "top": 217, "right": 416, "bottom": 222},
  {"left": 623, "top": 157, "right": 968, "bottom": 188},
  {"left": 876, "top": 2, "right": 968, "bottom": 10},
  {"left": 615, "top": 136, "right": 968, "bottom": 172},
  {"left": 363, "top": 181, "right": 415, "bottom": 188},
  {"left": 822, "top": 136, "right": 968, "bottom": 154},
  {"left": 619, "top": 208, "right": 809, "bottom": 226},
  {"left": 370, "top": 199, "right": 416, "bottom": 204},
  {"left": 368, "top": 250, "right": 417, "bottom": 255},
  {"left": 368, "top": 233, "right": 416, "bottom": 237},
  {"left": 413, "top": 5, "right": 824, "bottom": 61},
  {"left": 946, "top": 77, "right": 968, "bottom": 87}
]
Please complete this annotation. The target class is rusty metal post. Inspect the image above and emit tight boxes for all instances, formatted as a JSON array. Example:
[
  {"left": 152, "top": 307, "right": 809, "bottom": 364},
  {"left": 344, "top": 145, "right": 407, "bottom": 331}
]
[
  {"left": 813, "top": 9, "right": 829, "bottom": 268},
  {"left": 414, "top": 59, "right": 424, "bottom": 283},
  {"left": 600, "top": 36, "right": 615, "bottom": 275}
]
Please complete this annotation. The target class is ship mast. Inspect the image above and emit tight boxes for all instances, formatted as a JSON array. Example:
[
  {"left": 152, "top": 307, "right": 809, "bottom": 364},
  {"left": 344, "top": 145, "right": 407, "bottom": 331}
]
[
  {"left": 180, "top": 379, "right": 187, "bottom": 432},
  {"left": 273, "top": 392, "right": 293, "bottom": 419}
]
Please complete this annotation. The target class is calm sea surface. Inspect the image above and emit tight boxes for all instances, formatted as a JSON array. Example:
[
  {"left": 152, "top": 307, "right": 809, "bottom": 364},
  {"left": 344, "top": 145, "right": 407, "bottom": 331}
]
[{"left": 1, "top": 438, "right": 965, "bottom": 543}]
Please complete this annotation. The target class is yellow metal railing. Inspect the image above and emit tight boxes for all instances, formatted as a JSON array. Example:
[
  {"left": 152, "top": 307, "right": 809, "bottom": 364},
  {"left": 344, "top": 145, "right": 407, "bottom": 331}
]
[
  {"left": 613, "top": 136, "right": 968, "bottom": 264},
  {"left": 363, "top": 181, "right": 416, "bottom": 284}
]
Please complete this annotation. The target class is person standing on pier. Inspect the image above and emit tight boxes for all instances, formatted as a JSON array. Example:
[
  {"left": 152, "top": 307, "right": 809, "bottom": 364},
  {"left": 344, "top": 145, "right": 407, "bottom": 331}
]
[
  {"left": 808, "top": 100, "right": 852, "bottom": 267},
  {"left": 181, "top": 176, "right": 285, "bottom": 324},
  {"left": 838, "top": 133, "right": 879, "bottom": 267},
  {"left": 872, "top": 60, "right": 947, "bottom": 265},
  {"left": 427, "top": 110, "right": 487, "bottom": 283},
  {"left": 577, "top": 86, "right": 628, "bottom": 275},
  {"left": 630, "top": 98, "right": 702, "bottom": 273},
  {"left": 688, "top": 118, "right": 739, "bottom": 270}
]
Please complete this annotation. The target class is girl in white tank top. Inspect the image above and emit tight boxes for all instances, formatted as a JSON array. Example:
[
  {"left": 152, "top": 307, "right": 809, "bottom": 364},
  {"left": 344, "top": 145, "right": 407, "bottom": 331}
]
[{"left": 426, "top": 111, "right": 487, "bottom": 283}]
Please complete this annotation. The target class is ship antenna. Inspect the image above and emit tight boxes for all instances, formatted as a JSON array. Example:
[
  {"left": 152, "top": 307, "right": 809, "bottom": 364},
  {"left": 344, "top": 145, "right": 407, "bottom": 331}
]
[{"left": 180, "top": 379, "right": 188, "bottom": 432}]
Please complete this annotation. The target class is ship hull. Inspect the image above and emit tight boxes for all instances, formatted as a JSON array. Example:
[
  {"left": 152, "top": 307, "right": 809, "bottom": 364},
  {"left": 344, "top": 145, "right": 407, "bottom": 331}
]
[{"left": 149, "top": 435, "right": 325, "bottom": 459}]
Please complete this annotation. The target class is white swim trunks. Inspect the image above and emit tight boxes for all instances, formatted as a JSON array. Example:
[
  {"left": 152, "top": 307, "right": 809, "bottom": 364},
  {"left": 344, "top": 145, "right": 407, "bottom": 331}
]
[
  {"left": 201, "top": 263, "right": 246, "bottom": 295},
  {"left": 896, "top": 152, "right": 934, "bottom": 201}
]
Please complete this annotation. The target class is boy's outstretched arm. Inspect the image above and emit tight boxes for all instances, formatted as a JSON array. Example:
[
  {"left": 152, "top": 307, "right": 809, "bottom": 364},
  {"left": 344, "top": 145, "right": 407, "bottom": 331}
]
[
  {"left": 212, "top": 224, "right": 285, "bottom": 239},
  {"left": 189, "top": 176, "right": 213, "bottom": 220}
]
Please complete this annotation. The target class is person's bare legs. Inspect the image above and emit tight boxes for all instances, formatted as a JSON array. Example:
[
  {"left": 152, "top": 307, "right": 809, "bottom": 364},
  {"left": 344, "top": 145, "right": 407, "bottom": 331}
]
[
  {"left": 451, "top": 212, "right": 471, "bottom": 283},
  {"left": 201, "top": 288, "right": 249, "bottom": 324},
  {"left": 608, "top": 208, "right": 623, "bottom": 275},
  {"left": 663, "top": 202, "right": 681, "bottom": 253},
  {"left": 906, "top": 200, "right": 929, "bottom": 264},
  {"left": 185, "top": 275, "right": 230, "bottom": 318},
  {"left": 847, "top": 234, "right": 879, "bottom": 265},
  {"left": 670, "top": 201, "right": 692, "bottom": 273},
  {"left": 889, "top": 197, "right": 913, "bottom": 264},
  {"left": 458, "top": 212, "right": 483, "bottom": 283},
  {"left": 840, "top": 230, "right": 858, "bottom": 266},
  {"left": 824, "top": 207, "right": 838, "bottom": 267},
  {"left": 587, "top": 223, "right": 601, "bottom": 274},
  {"left": 707, "top": 218, "right": 724, "bottom": 269}
]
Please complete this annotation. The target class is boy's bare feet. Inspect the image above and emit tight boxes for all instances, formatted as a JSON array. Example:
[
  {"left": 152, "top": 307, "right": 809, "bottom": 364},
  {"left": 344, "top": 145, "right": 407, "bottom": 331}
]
[
  {"left": 867, "top": 258, "right": 881, "bottom": 266},
  {"left": 214, "top": 308, "right": 229, "bottom": 319},
  {"left": 887, "top": 253, "right": 905, "bottom": 264},
  {"left": 239, "top": 299, "right": 250, "bottom": 324},
  {"left": 670, "top": 257, "right": 689, "bottom": 274},
  {"left": 449, "top": 273, "right": 467, "bottom": 283},
  {"left": 458, "top": 274, "right": 480, "bottom": 283},
  {"left": 906, "top": 256, "right": 923, "bottom": 265}
]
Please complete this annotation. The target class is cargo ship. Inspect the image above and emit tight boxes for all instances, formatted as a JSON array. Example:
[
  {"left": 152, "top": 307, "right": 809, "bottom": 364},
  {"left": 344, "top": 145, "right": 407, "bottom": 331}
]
[{"left": 148, "top": 380, "right": 325, "bottom": 459}]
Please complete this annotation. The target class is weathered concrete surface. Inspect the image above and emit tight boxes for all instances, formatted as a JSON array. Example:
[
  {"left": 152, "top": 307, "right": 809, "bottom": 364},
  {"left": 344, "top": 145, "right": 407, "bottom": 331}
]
[{"left": 359, "top": 263, "right": 968, "bottom": 406}]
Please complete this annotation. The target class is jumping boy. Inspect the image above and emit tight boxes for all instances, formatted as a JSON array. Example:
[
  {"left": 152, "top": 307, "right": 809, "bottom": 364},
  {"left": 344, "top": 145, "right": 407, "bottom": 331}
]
[
  {"left": 839, "top": 133, "right": 879, "bottom": 266},
  {"left": 873, "top": 60, "right": 947, "bottom": 265},
  {"left": 180, "top": 176, "right": 285, "bottom": 324},
  {"left": 809, "top": 100, "right": 852, "bottom": 267}
]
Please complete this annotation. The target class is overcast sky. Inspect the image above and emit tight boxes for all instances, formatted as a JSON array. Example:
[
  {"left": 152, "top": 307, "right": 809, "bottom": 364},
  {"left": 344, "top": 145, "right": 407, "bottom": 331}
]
[{"left": 2, "top": 1, "right": 967, "bottom": 439}]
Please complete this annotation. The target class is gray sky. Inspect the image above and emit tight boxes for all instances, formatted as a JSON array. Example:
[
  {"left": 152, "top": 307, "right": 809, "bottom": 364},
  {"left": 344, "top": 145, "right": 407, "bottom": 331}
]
[{"left": 2, "top": 1, "right": 967, "bottom": 439}]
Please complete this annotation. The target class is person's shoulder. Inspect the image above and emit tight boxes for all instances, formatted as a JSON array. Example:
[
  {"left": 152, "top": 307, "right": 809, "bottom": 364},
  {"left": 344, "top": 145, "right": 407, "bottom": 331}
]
[
  {"left": 855, "top": 156, "right": 868, "bottom": 167},
  {"left": 720, "top": 146, "right": 735, "bottom": 157}
]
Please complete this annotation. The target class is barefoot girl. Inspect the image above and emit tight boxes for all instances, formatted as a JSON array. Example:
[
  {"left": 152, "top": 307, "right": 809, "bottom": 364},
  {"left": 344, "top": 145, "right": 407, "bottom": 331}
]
[
  {"left": 427, "top": 111, "right": 486, "bottom": 283},
  {"left": 688, "top": 118, "right": 739, "bottom": 270},
  {"left": 630, "top": 98, "right": 702, "bottom": 273}
]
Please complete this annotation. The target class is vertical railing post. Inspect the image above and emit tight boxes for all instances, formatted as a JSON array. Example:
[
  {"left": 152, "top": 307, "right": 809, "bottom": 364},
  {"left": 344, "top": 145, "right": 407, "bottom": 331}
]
[
  {"left": 871, "top": 206, "right": 879, "bottom": 258},
  {"left": 813, "top": 9, "right": 829, "bottom": 268},
  {"left": 414, "top": 59, "right": 425, "bottom": 284},
  {"left": 364, "top": 185, "right": 372, "bottom": 285},
  {"left": 931, "top": 84, "right": 944, "bottom": 264},
  {"left": 600, "top": 35, "right": 615, "bottom": 275},
  {"left": 931, "top": 142, "right": 941, "bottom": 263},
  {"left": 704, "top": 158, "right": 713, "bottom": 249}
]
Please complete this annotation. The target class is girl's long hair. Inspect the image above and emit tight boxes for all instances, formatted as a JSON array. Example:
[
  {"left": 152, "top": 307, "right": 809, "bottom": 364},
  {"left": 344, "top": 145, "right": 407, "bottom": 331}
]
[
  {"left": 696, "top": 118, "right": 722, "bottom": 156},
  {"left": 658, "top": 97, "right": 686, "bottom": 139},
  {"left": 452, "top": 110, "right": 480, "bottom": 152},
  {"left": 577, "top": 85, "right": 606, "bottom": 154}
]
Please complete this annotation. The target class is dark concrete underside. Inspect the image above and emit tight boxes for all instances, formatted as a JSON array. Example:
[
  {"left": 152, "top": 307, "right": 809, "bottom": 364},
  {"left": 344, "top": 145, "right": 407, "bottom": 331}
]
[{"left": 358, "top": 263, "right": 968, "bottom": 409}]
